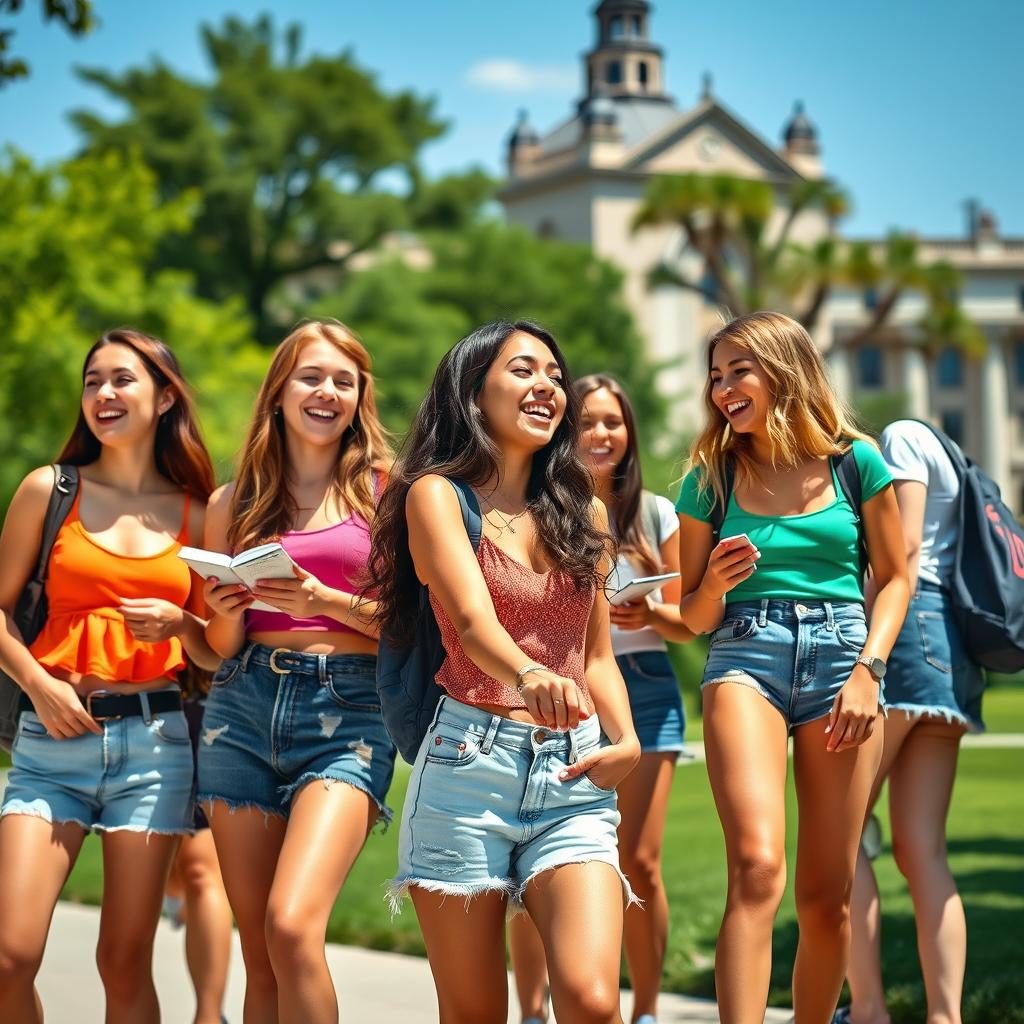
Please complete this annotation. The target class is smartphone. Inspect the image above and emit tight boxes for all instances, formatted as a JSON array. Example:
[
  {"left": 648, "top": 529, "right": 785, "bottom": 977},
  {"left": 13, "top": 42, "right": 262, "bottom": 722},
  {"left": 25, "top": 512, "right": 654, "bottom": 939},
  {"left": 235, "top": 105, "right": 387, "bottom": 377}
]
[{"left": 720, "top": 532, "right": 753, "bottom": 549}]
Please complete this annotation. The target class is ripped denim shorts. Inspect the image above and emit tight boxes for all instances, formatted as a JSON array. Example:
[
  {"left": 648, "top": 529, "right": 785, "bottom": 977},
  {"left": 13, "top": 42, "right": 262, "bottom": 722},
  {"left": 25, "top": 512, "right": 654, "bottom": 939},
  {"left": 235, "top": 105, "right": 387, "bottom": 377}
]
[
  {"left": 388, "top": 696, "right": 635, "bottom": 913},
  {"left": 196, "top": 643, "right": 395, "bottom": 823},
  {"left": 701, "top": 599, "right": 882, "bottom": 731}
]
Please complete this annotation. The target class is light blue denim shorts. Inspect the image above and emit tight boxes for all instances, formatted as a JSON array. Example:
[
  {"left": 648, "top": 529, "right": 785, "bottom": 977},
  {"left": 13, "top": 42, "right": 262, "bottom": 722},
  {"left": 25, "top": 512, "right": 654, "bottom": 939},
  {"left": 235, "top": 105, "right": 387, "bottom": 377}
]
[
  {"left": 886, "top": 582, "right": 985, "bottom": 731},
  {"left": 702, "top": 599, "right": 881, "bottom": 731},
  {"left": 1, "top": 690, "right": 194, "bottom": 835},
  {"left": 389, "top": 696, "right": 635, "bottom": 912},
  {"left": 197, "top": 643, "right": 396, "bottom": 823},
  {"left": 618, "top": 651, "right": 685, "bottom": 754}
]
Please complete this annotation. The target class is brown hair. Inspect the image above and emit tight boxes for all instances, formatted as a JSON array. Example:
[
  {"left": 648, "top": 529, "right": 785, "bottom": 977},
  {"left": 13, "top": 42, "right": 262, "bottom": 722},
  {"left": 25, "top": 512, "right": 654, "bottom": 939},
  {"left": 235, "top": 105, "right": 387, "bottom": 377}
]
[
  {"left": 690, "top": 311, "right": 874, "bottom": 509},
  {"left": 576, "top": 374, "right": 660, "bottom": 575},
  {"left": 58, "top": 328, "right": 215, "bottom": 500},
  {"left": 228, "top": 320, "right": 392, "bottom": 551}
]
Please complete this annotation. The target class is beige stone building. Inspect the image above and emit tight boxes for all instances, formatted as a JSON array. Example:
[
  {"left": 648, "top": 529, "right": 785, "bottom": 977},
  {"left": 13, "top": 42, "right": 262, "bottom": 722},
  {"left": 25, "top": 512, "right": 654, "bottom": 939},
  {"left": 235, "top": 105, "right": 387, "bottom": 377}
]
[{"left": 498, "top": 0, "right": 1024, "bottom": 512}]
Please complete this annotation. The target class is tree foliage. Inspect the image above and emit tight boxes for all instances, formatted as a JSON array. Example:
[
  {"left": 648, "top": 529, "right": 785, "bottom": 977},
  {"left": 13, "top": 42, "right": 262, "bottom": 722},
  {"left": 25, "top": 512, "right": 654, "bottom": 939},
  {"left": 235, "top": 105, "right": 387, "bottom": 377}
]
[
  {"left": 0, "top": 0, "right": 93, "bottom": 84},
  {"left": 0, "top": 147, "right": 266, "bottom": 507},
  {"left": 634, "top": 172, "right": 985, "bottom": 356}
]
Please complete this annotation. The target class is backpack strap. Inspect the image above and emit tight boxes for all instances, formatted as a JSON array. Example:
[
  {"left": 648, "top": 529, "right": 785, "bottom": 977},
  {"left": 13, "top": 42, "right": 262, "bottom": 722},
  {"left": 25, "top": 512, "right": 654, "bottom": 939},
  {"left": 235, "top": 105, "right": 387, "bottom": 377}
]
[
  {"left": 36, "top": 464, "right": 79, "bottom": 586},
  {"left": 832, "top": 447, "right": 867, "bottom": 577},
  {"left": 446, "top": 478, "right": 482, "bottom": 551},
  {"left": 906, "top": 418, "right": 969, "bottom": 478},
  {"left": 639, "top": 490, "right": 662, "bottom": 550},
  {"left": 708, "top": 462, "right": 736, "bottom": 544}
]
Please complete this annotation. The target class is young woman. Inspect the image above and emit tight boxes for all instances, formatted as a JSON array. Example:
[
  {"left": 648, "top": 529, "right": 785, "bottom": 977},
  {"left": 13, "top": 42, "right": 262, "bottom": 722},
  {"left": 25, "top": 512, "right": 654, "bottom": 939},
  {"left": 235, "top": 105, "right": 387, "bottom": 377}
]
[
  {"left": 509, "top": 374, "right": 693, "bottom": 1024},
  {"left": 0, "top": 328, "right": 218, "bottom": 1023},
  {"left": 675, "top": 312, "right": 909, "bottom": 1023},
  {"left": 199, "top": 319, "right": 395, "bottom": 1024},
  {"left": 841, "top": 419, "right": 986, "bottom": 1024},
  {"left": 369, "top": 320, "right": 641, "bottom": 1024}
]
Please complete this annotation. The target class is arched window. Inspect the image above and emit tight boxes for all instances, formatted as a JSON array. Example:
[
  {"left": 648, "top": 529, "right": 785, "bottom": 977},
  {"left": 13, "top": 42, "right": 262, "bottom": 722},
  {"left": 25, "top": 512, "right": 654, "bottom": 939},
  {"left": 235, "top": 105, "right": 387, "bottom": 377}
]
[
  {"left": 606, "top": 61, "right": 623, "bottom": 85},
  {"left": 609, "top": 15, "right": 624, "bottom": 39},
  {"left": 638, "top": 61, "right": 649, "bottom": 88}
]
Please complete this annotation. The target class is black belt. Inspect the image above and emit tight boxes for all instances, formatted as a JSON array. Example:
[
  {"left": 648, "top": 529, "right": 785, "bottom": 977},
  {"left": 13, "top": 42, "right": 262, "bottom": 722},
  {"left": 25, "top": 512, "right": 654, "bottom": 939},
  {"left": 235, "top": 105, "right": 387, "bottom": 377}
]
[{"left": 18, "top": 689, "right": 182, "bottom": 721}]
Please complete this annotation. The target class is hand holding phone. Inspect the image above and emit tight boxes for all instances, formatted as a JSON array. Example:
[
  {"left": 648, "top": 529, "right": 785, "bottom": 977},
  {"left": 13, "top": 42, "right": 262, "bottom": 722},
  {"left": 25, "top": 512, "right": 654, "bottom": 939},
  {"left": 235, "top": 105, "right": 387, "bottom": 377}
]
[{"left": 702, "top": 531, "right": 761, "bottom": 600}]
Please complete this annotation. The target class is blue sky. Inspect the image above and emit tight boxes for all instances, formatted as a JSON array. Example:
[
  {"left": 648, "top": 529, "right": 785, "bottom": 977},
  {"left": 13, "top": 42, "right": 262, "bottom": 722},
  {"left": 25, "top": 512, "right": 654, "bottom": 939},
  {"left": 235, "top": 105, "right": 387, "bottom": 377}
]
[{"left": 2, "top": 0, "right": 1021, "bottom": 237}]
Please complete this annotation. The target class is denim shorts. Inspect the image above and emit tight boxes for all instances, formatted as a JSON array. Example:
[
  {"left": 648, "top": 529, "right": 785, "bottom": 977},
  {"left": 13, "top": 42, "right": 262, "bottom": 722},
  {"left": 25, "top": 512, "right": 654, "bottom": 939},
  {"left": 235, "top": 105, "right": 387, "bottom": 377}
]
[
  {"left": 617, "top": 651, "right": 685, "bottom": 754},
  {"left": 702, "top": 599, "right": 880, "bottom": 730},
  {"left": 389, "top": 696, "right": 635, "bottom": 912},
  {"left": 196, "top": 643, "right": 396, "bottom": 823},
  {"left": 886, "top": 582, "right": 984, "bottom": 731},
  {"left": 1, "top": 689, "right": 193, "bottom": 835}
]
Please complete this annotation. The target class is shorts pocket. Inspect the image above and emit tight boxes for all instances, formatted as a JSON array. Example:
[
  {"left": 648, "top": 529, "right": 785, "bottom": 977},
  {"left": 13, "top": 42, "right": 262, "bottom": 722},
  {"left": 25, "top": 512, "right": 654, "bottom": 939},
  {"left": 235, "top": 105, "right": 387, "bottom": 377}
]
[
  {"left": 917, "top": 611, "right": 952, "bottom": 673},
  {"left": 575, "top": 772, "right": 616, "bottom": 796},
  {"left": 325, "top": 674, "right": 381, "bottom": 713},
  {"left": 211, "top": 659, "right": 241, "bottom": 688},
  {"left": 423, "top": 729, "right": 481, "bottom": 766},
  {"left": 151, "top": 711, "right": 191, "bottom": 746},
  {"left": 623, "top": 652, "right": 676, "bottom": 682},
  {"left": 834, "top": 617, "right": 868, "bottom": 652},
  {"left": 17, "top": 713, "right": 49, "bottom": 739},
  {"left": 709, "top": 616, "right": 757, "bottom": 646}
]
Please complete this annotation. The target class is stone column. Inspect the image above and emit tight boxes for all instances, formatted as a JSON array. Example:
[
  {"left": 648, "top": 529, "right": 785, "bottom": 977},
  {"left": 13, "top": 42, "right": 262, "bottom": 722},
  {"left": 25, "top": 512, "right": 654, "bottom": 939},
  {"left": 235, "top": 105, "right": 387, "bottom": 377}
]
[
  {"left": 980, "top": 333, "right": 1011, "bottom": 495},
  {"left": 902, "top": 346, "right": 930, "bottom": 418},
  {"left": 826, "top": 343, "right": 852, "bottom": 403}
]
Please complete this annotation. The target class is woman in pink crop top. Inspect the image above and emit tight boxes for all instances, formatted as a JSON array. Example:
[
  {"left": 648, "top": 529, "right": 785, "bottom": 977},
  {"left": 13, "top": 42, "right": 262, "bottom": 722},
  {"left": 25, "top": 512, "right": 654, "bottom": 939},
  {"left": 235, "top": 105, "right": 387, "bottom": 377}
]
[
  {"left": 369, "top": 319, "right": 641, "bottom": 1024},
  {"left": 199, "top": 320, "right": 396, "bottom": 1023},
  {"left": 0, "top": 329, "right": 222, "bottom": 1022}
]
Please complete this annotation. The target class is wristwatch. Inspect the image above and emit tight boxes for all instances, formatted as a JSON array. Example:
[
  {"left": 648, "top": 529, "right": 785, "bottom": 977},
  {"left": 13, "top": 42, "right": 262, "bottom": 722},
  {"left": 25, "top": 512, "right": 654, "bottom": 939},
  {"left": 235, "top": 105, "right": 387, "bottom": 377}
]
[{"left": 855, "top": 655, "right": 887, "bottom": 682}]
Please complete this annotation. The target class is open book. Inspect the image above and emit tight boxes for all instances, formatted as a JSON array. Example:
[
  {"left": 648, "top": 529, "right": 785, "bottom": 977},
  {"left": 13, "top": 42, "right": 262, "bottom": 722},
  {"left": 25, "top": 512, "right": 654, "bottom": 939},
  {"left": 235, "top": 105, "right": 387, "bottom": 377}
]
[{"left": 178, "top": 543, "right": 298, "bottom": 613}]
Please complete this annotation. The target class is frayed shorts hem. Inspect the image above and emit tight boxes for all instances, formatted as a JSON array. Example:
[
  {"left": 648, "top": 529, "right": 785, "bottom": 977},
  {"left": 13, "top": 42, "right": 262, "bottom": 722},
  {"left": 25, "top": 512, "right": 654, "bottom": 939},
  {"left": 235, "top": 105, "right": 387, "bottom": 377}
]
[
  {"left": 0, "top": 805, "right": 192, "bottom": 836},
  {"left": 279, "top": 770, "right": 393, "bottom": 828},
  {"left": 887, "top": 703, "right": 981, "bottom": 733},
  {"left": 197, "top": 794, "right": 285, "bottom": 825}
]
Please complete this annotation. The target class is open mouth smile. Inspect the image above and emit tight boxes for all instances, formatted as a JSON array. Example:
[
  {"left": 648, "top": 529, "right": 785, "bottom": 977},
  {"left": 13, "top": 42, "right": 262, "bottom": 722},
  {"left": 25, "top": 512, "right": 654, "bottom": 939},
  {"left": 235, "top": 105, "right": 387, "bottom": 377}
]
[
  {"left": 725, "top": 399, "right": 752, "bottom": 417},
  {"left": 303, "top": 407, "right": 338, "bottom": 422},
  {"left": 522, "top": 402, "right": 554, "bottom": 423}
]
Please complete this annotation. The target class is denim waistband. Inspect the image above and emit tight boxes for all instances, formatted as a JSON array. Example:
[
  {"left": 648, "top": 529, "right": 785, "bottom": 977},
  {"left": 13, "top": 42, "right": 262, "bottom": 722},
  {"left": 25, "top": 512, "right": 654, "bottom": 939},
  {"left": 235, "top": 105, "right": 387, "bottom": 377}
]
[
  {"left": 724, "top": 598, "right": 865, "bottom": 628},
  {"left": 434, "top": 696, "right": 601, "bottom": 758},
  {"left": 238, "top": 642, "right": 377, "bottom": 680}
]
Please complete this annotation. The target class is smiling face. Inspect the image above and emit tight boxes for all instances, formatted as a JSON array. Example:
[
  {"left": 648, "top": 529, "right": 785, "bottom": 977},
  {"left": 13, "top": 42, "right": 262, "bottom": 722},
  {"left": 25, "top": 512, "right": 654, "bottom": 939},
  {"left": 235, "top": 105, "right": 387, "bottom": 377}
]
[
  {"left": 82, "top": 343, "right": 173, "bottom": 449},
  {"left": 709, "top": 338, "right": 771, "bottom": 435},
  {"left": 579, "top": 387, "right": 628, "bottom": 481},
  {"left": 278, "top": 338, "right": 361, "bottom": 447},
  {"left": 475, "top": 331, "right": 567, "bottom": 453}
]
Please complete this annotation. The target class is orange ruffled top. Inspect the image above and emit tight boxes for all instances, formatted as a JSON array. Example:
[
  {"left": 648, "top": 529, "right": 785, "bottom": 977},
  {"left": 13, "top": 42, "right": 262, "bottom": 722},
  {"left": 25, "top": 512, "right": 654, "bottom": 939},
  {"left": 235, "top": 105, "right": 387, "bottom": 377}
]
[{"left": 29, "top": 486, "right": 196, "bottom": 683}]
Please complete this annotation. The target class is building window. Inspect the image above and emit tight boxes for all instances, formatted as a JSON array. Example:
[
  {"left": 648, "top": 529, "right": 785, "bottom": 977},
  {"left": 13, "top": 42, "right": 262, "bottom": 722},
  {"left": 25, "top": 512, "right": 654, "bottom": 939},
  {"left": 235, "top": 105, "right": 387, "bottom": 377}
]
[
  {"left": 937, "top": 347, "right": 963, "bottom": 388},
  {"left": 1016, "top": 341, "right": 1024, "bottom": 386},
  {"left": 632, "top": 15, "right": 643, "bottom": 36},
  {"left": 606, "top": 61, "right": 623, "bottom": 85},
  {"left": 941, "top": 410, "right": 964, "bottom": 446},
  {"left": 609, "top": 16, "right": 624, "bottom": 39},
  {"left": 857, "top": 346, "right": 884, "bottom": 389},
  {"left": 537, "top": 219, "right": 558, "bottom": 240},
  {"left": 864, "top": 288, "right": 878, "bottom": 311},
  {"left": 1018, "top": 285, "right": 1024, "bottom": 311},
  {"left": 638, "top": 61, "right": 649, "bottom": 88}
]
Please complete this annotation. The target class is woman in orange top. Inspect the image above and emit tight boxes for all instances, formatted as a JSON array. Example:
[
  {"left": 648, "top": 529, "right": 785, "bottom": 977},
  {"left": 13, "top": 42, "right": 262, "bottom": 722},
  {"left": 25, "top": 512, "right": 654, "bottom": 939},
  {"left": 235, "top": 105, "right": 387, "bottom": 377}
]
[{"left": 0, "top": 328, "right": 221, "bottom": 1023}]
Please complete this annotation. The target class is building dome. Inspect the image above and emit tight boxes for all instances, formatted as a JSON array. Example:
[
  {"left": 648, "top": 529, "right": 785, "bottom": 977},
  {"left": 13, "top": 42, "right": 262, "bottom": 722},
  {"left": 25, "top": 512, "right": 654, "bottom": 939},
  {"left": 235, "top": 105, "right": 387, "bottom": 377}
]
[{"left": 783, "top": 100, "right": 819, "bottom": 152}]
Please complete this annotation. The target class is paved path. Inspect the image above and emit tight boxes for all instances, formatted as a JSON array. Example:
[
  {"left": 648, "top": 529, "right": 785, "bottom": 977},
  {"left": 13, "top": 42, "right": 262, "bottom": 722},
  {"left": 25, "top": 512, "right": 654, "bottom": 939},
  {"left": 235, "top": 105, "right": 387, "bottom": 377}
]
[{"left": 41, "top": 902, "right": 792, "bottom": 1023}]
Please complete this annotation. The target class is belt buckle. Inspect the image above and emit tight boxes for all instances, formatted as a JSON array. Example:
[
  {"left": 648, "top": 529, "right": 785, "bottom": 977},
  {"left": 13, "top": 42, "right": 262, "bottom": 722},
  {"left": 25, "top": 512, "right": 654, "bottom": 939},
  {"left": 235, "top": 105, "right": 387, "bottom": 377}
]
[
  {"left": 86, "top": 689, "right": 120, "bottom": 722},
  {"left": 268, "top": 648, "right": 292, "bottom": 676}
]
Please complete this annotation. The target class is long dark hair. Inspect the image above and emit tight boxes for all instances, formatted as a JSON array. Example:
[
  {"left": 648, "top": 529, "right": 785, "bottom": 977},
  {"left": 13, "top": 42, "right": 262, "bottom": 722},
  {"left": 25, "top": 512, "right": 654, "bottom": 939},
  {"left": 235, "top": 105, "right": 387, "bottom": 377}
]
[
  {"left": 577, "top": 374, "right": 660, "bottom": 575},
  {"left": 369, "top": 319, "right": 608, "bottom": 646}
]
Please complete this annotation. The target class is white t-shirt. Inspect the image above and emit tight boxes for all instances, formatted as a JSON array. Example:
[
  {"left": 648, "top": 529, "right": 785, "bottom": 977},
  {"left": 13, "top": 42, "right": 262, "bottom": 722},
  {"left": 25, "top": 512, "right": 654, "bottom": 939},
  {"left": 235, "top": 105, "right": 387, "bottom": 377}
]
[
  {"left": 879, "top": 420, "right": 961, "bottom": 589},
  {"left": 607, "top": 493, "right": 679, "bottom": 656}
]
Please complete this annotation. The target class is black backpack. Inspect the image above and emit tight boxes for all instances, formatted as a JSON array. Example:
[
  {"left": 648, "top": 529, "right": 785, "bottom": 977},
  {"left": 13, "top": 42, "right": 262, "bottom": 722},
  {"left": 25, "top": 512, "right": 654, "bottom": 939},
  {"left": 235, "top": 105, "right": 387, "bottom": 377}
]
[
  {"left": 0, "top": 465, "right": 80, "bottom": 752},
  {"left": 908, "top": 421, "right": 1024, "bottom": 674},
  {"left": 375, "top": 478, "right": 482, "bottom": 764},
  {"left": 709, "top": 448, "right": 866, "bottom": 576}
]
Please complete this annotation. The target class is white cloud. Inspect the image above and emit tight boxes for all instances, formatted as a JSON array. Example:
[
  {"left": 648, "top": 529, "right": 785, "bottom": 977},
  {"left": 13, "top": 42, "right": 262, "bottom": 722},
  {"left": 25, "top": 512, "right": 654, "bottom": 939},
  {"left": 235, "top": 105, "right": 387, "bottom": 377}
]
[{"left": 465, "top": 59, "right": 578, "bottom": 94}]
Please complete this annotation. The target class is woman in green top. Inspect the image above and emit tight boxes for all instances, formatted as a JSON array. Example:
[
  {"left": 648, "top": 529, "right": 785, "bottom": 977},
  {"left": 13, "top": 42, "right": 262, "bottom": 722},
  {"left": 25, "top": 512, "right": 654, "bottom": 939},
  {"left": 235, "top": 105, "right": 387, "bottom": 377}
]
[{"left": 675, "top": 312, "right": 909, "bottom": 1023}]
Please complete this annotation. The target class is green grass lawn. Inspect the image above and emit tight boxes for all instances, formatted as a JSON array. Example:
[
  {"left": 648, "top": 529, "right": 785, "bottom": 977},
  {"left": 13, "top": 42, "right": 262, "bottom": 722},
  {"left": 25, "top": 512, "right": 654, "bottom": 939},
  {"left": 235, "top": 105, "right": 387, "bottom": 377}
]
[{"left": 57, "top": 693, "right": 1024, "bottom": 1013}]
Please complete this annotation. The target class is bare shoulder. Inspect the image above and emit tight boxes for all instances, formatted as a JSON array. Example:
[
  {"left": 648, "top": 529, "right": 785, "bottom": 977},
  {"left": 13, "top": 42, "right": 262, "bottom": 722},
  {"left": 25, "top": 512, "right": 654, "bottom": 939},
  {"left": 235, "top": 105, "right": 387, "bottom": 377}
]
[
  {"left": 208, "top": 481, "right": 236, "bottom": 513},
  {"left": 406, "top": 474, "right": 459, "bottom": 515},
  {"left": 10, "top": 466, "right": 59, "bottom": 519},
  {"left": 589, "top": 494, "right": 610, "bottom": 532}
]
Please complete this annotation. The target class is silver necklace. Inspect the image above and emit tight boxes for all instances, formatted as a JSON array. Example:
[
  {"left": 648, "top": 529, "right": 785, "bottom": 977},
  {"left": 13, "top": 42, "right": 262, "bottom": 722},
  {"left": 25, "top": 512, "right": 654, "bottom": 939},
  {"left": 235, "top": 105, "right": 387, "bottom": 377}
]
[{"left": 482, "top": 501, "right": 530, "bottom": 537}]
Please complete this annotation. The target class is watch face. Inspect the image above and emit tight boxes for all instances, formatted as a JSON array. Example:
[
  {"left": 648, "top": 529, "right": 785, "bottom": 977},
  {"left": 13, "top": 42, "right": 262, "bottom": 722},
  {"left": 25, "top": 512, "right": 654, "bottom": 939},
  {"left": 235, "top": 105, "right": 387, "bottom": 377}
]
[{"left": 869, "top": 657, "right": 886, "bottom": 680}]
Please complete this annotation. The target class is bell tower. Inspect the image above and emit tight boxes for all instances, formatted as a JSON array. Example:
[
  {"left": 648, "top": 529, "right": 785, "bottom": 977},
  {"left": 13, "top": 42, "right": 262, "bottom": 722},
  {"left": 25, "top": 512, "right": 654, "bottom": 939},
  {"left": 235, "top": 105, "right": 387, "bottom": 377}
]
[{"left": 584, "top": 0, "right": 670, "bottom": 104}]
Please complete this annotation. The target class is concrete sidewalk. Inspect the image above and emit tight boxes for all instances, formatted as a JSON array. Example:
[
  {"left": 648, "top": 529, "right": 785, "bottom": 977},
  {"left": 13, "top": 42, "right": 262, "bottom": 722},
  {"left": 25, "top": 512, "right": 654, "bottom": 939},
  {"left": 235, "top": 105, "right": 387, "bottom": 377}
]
[{"left": 41, "top": 902, "right": 791, "bottom": 1023}]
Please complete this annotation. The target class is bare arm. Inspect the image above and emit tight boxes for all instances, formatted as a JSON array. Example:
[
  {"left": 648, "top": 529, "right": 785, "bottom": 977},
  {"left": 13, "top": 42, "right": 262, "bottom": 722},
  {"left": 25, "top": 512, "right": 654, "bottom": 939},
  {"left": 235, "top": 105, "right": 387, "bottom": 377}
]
[
  {"left": 251, "top": 571, "right": 381, "bottom": 640},
  {"left": 202, "top": 483, "right": 252, "bottom": 659},
  {"left": 0, "top": 468, "right": 101, "bottom": 738}
]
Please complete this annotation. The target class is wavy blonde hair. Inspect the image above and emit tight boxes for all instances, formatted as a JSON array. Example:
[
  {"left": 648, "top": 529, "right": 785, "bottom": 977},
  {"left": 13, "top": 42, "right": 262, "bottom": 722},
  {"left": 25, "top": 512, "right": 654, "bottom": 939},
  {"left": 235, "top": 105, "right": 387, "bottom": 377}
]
[
  {"left": 689, "top": 311, "right": 874, "bottom": 510},
  {"left": 228, "top": 320, "right": 392, "bottom": 552}
]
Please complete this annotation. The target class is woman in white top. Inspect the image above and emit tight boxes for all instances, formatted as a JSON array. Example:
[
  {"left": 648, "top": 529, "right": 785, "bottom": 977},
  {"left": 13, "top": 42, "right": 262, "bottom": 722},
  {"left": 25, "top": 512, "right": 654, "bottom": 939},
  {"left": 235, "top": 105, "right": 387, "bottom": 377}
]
[
  {"left": 510, "top": 374, "right": 693, "bottom": 1024},
  {"left": 842, "top": 419, "right": 985, "bottom": 1024}
]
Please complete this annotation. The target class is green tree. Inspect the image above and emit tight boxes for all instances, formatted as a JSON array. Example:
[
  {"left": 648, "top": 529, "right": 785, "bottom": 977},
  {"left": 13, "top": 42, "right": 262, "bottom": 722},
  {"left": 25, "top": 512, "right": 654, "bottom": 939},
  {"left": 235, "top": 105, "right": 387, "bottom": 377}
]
[
  {"left": 71, "top": 14, "right": 451, "bottom": 342},
  {"left": 633, "top": 172, "right": 985, "bottom": 357},
  {"left": 0, "top": 0, "right": 93, "bottom": 84},
  {"left": 0, "top": 147, "right": 266, "bottom": 508}
]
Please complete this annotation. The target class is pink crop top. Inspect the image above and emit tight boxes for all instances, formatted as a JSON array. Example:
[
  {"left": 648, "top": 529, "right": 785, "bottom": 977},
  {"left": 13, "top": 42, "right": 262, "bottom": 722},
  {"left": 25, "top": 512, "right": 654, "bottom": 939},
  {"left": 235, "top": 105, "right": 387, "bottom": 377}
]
[
  {"left": 245, "top": 513, "right": 372, "bottom": 634},
  {"left": 429, "top": 536, "right": 595, "bottom": 709}
]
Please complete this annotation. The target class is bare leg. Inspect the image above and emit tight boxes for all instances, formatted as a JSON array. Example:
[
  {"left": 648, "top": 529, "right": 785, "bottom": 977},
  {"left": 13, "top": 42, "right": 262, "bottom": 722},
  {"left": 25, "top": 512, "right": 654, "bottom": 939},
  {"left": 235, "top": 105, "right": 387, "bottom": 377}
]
[
  {"left": 887, "top": 720, "right": 966, "bottom": 1024},
  {"left": 847, "top": 712, "right": 917, "bottom": 1024},
  {"left": 96, "top": 830, "right": 180, "bottom": 1023},
  {"left": 0, "top": 815, "right": 86, "bottom": 1023},
  {"left": 207, "top": 803, "right": 286, "bottom": 1024},
  {"left": 175, "top": 831, "right": 233, "bottom": 1024},
  {"left": 702, "top": 683, "right": 790, "bottom": 1024},
  {"left": 508, "top": 913, "right": 549, "bottom": 1022},
  {"left": 411, "top": 888, "right": 509, "bottom": 1024},
  {"left": 523, "top": 861, "right": 624, "bottom": 1024},
  {"left": 264, "top": 781, "right": 378, "bottom": 1024},
  {"left": 616, "top": 752, "right": 677, "bottom": 1023},
  {"left": 790, "top": 717, "right": 883, "bottom": 1024}
]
